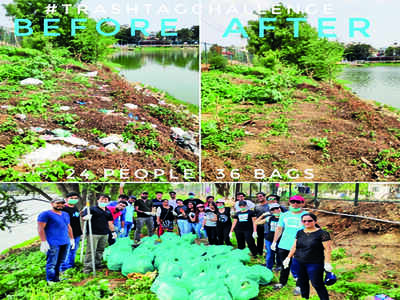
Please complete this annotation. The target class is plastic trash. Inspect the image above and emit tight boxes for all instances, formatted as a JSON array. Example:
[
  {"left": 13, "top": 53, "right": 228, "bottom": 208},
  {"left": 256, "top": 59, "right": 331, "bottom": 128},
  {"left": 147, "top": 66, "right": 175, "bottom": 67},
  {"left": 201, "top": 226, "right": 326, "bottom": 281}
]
[{"left": 52, "top": 128, "right": 72, "bottom": 137}]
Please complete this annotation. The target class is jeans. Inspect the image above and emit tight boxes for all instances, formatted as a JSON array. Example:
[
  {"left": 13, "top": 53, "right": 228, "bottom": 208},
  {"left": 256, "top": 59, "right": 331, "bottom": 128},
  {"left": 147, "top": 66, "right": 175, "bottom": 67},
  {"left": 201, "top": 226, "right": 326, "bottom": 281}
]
[
  {"left": 177, "top": 219, "right": 191, "bottom": 235},
  {"left": 46, "top": 244, "right": 68, "bottom": 282},
  {"left": 60, "top": 236, "right": 81, "bottom": 271},
  {"left": 134, "top": 217, "right": 153, "bottom": 241},
  {"left": 265, "top": 239, "right": 281, "bottom": 270},
  {"left": 83, "top": 234, "right": 108, "bottom": 272},
  {"left": 216, "top": 223, "right": 232, "bottom": 246},
  {"left": 123, "top": 221, "right": 134, "bottom": 237},
  {"left": 277, "top": 248, "right": 300, "bottom": 286},
  {"left": 256, "top": 225, "right": 265, "bottom": 255},
  {"left": 297, "top": 261, "right": 330, "bottom": 300},
  {"left": 205, "top": 226, "right": 218, "bottom": 245},
  {"left": 234, "top": 230, "right": 257, "bottom": 256},
  {"left": 194, "top": 223, "right": 207, "bottom": 238}
]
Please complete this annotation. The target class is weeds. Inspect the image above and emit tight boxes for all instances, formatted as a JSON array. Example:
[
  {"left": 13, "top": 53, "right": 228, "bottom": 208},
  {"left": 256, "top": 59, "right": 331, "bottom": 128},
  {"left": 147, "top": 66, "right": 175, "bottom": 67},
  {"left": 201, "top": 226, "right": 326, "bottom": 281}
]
[
  {"left": 122, "top": 122, "right": 160, "bottom": 150},
  {"left": 375, "top": 148, "right": 400, "bottom": 175}
]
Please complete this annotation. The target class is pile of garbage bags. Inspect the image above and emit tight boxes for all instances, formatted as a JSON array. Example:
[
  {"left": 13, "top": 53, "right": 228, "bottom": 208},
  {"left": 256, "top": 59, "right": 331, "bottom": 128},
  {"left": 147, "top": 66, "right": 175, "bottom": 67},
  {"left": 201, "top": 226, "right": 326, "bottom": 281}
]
[{"left": 103, "top": 233, "right": 274, "bottom": 300}]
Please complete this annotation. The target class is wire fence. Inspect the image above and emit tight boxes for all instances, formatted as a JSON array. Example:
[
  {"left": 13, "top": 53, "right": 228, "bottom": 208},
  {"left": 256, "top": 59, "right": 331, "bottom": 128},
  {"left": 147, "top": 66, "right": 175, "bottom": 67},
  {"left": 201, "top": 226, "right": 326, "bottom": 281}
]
[{"left": 201, "top": 42, "right": 254, "bottom": 66}]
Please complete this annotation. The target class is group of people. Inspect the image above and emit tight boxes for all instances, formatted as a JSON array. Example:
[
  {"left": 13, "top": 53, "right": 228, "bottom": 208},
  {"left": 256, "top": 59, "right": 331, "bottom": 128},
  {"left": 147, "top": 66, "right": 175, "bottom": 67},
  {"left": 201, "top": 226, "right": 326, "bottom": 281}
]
[{"left": 37, "top": 190, "right": 333, "bottom": 300}]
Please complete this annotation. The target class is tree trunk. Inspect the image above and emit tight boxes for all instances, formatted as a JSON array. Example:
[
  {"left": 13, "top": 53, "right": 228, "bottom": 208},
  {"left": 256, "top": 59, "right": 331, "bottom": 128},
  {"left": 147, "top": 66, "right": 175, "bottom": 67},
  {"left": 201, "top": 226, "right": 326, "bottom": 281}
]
[{"left": 214, "top": 183, "right": 231, "bottom": 198}]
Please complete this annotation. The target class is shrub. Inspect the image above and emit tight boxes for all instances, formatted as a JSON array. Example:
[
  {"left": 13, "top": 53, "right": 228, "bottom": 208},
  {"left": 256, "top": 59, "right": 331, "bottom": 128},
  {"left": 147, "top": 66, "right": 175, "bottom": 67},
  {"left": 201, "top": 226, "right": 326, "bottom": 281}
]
[{"left": 208, "top": 53, "right": 228, "bottom": 70}]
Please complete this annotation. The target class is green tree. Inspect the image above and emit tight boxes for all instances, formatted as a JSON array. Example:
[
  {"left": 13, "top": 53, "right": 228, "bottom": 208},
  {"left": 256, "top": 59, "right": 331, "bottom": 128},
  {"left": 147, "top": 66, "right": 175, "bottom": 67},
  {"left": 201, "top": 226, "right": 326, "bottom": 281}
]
[
  {"left": 385, "top": 46, "right": 400, "bottom": 56},
  {"left": 344, "top": 43, "right": 373, "bottom": 61},
  {"left": 300, "top": 39, "right": 344, "bottom": 81},
  {"left": 246, "top": 4, "right": 318, "bottom": 66},
  {"left": 4, "top": 0, "right": 116, "bottom": 62}
]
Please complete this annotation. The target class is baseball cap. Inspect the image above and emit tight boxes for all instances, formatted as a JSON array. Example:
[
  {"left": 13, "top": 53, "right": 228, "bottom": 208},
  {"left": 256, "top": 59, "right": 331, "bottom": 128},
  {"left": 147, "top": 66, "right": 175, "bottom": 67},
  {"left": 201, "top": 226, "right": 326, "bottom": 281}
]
[
  {"left": 169, "top": 191, "right": 176, "bottom": 194},
  {"left": 236, "top": 192, "right": 245, "bottom": 197},
  {"left": 51, "top": 199, "right": 65, "bottom": 203},
  {"left": 289, "top": 195, "right": 305, "bottom": 202},
  {"left": 216, "top": 199, "right": 225, "bottom": 203},
  {"left": 188, "top": 192, "right": 195, "bottom": 196},
  {"left": 269, "top": 203, "right": 281, "bottom": 210}
]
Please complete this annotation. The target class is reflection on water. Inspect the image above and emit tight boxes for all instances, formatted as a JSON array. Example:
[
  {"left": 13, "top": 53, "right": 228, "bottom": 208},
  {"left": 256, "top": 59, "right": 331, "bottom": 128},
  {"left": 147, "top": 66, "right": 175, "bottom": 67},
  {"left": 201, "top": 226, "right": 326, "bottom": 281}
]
[
  {"left": 111, "top": 48, "right": 199, "bottom": 105},
  {"left": 339, "top": 66, "right": 400, "bottom": 108}
]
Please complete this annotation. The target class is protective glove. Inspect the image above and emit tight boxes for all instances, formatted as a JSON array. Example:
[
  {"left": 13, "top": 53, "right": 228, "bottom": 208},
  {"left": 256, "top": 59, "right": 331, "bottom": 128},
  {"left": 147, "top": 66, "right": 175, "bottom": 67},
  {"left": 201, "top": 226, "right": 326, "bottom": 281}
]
[
  {"left": 70, "top": 238, "right": 75, "bottom": 250},
  {"left": 143, "top": 212, "right": 152, "bottom": 215},
  {"left": 252, "top": 232, "right": 258, "bottom": 239},
  {"left": 324, "top": 262, "right": 333, "bottom": 272},
  {"left": 271, "top": 241, "right": 277, "bottom": 251},
  {"left": 172, "top": 211, "right": 177, "bottom": 216},
  {"left": 120, "top": 228, "right": 124, "bottom": 234},
  {"left": 40, "top": 241, "right": 50, "bottom": 254},
  {"left": 82, "top": 215, "right": 92, "bottom": 221},
  {"left": 262, "top": 212, "right": 269, "bottom": 217},
  {"left": 283, "top": 257, "right": 291, "bottom": 269},
  {"left": 229, "top": 232, "right": 233, "bottom": 239},
  {"left": 111, "top": 231, "right": 117, "bottom": 239}
]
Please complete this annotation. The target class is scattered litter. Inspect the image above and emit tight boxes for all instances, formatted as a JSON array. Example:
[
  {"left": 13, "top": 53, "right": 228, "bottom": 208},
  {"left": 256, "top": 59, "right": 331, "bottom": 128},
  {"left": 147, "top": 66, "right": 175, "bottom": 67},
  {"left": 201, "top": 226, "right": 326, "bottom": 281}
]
[
  {"left": 20, "top": 78, "right": 43, "bottom": 85},
  {"left": 171, "top": 127, "right": 199, "bottom": 156},
  {"left": 19, "top": 144, "right": 78, "bottom": 166},
  {"left": 99, "top": 109, "right": 114, "bottom": 114},
  {"left": 105, "top": 143, "right": 119, "bottom": 152},
  {"left": 124, "top": 103, "right": 138, "bottom": 110},
  {"left": 99, "top": 134, "right": 123, "bottom": 146},
  {"left": 81, "top": 71, "right": 98, "bottom": 77},
  {"left": 159, "top": 100, "right": 166, "bottom": 105},
  {"left": 88, "top": 145, "right": 99, "bottom": 150},
  {"left": 1, "top": 105, "right": 13, "bottom": 110},
  {"left": 128, "top": 113, "right": 139, "bottom": 120},
  {"left": 151, "top": 124, "right": 157, "bottom": 128},
  {"left": 31, "top": 127, "right": 45, "bottom": 133},
  {"left": 17, "top": 129, "right": 24, "bottom": 135},
  {"left": 41, "top": 135, "right": 89, "bottom": 146},
  {"left": 99, "top": 96, "right": 112, "bottom": 102},
  {"left": 60, "top": 106, "right": 71, "bottom": 111},
  {"left": 148, "top": 103, "right": 157, "bottom": 108},
  {"left": 52, "top": 129, "right": 72, "bottom": 138},
  {"left": 118, "top": 140, "right": 139, "bottom": 154},
  {"left": 74, "top": 101, "right": 86, "bottom": 105},
  {"left": 15, "top": 114, "right": 26, "bottom": 121}
]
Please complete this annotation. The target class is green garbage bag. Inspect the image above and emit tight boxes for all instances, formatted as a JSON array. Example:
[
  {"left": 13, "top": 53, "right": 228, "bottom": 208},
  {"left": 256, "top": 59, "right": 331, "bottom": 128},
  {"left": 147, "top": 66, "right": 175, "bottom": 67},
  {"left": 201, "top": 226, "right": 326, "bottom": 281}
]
[
  {"left": 107, "top": 251, "right": 126, "bottom": 271},
  {"left": 228, "top": 276, "right": 259, "bottom": 300},
  {"left": 120, "top": 255, "right": 154, "bottom": 275},
  {"left": 229, "top": 248, "right": 251, "bottom": 263},
  {"left": 181, "top": 233, "right": 197, "bottom": 244},
  {"left": 156, "top": 280, "right": 190, "bottom": 300},
  {"left": 158, "top": 261, "right": 184, "bottom": 278},
  {"left": 249, "top": 265, "right": 274, "bottom": 285},
  {"left": 191, "top": 286, "right": 232, "bottom": 300}
]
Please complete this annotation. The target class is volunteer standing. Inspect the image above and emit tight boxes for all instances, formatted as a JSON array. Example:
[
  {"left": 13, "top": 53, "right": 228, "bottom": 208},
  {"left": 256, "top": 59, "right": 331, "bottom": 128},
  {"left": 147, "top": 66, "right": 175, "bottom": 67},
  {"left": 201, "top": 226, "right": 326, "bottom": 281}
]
[
  {"left": 37, "top": 199, "right": 74, "bottom": 283},
  {"left": 284, "top": 213, "right": 332, "bottom": 300}
]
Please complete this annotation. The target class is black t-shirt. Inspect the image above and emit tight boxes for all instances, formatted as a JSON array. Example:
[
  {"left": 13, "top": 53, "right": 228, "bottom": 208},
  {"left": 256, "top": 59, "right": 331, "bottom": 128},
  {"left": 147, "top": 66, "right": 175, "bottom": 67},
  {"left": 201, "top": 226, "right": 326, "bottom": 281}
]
[
  {"left": 264, "top": 216, "right": 280, "bottom": 242},
  {"left": 233, "top": 210, "right": 256, "bottom": 231},
  {"left": 62, "top": 205, "right": 82, "bottom": 238},
  {"left": 175, "top": 205, "right": 188, "bottom": 220},
  {"left": 82, "top": 206, "right": 113, "bottom": 235},
  {"left": 217, "top": 207, "right": 232, "bottom": 226},
  {"left": 159, "top": 206, "right": 175, "bottom": 222},
  {"left": 152, "top": 198, "right": 163, "bottom": 209},
  {"left": 187, "top": 208, "right": 197, "bottom": 223},
  {"left": 135, "top": 199, "right": 153, "bottom": 218},
  {"left": 294, "top": 229, "right": 331, "bottom": 264}
]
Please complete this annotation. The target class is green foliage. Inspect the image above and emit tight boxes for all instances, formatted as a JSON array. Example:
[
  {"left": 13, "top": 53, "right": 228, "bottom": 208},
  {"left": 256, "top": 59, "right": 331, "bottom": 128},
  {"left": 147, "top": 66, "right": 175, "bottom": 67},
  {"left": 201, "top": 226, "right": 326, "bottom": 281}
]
[
  {"left": 233, "top": 85, "right": 284, "bottom": 104},
  {"left": 310, "top": 137, "right": 330, "bottom": 151},
  {"left": 331, "top": 248, "right": 347, "bottom": 261},
  {"left": 4, "top": 1, "right": 116, "bottom": 63},
  {"left": 344, "top": 43, "right": 373, "bottom": 61},
  {"left": 0, "top": 117, "right": 18, "bottom": 133},
  {"left": 173, "top": 159, "right": 197, "bottom": 174},
  {"left": 201, "top": 120, "right": 245, "bottom": 151},
  {"left": 10, "top": 94, "right": 50, "bottom": 115},
  {"left": 53, "top": 113, "right": 78, "bottom": 129},
  {"left": 375, "top": 148, "right": 400, "bottom": 175},
  {"left": 122, "top": 123, "right": 160, "bottom": 150},
  {"left": 0, "top": 131, "right": 45, "bottom": 167},
  {"left": 144, "top": 105, "right": 188, "bottom": 128},
  {"left": 245, "top": 4, "right": 344, "bottom": 81},
  {"left": 299, "top": 39, "right": 344, "bottom": 81},
  {"left": 267, "top": 115, "right": 290, "bottom": 136},
  {"left": 208, "top": 53, "right": 228, "bottom": 70}
]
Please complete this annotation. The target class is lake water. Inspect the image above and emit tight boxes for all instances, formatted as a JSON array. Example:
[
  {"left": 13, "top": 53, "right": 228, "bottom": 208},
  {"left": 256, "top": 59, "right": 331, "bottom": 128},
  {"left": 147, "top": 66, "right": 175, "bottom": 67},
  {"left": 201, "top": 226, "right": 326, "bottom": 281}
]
[
  {"left": 339, "top": 65, "right": 400, "bottom": 108},
  {"left": 111, "top": 48, "right": 199, "bottom": 106}
]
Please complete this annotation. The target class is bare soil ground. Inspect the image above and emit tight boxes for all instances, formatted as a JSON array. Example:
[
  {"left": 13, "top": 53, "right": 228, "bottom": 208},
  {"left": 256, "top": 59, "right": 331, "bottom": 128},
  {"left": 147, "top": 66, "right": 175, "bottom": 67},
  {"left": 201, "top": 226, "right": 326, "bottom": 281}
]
[{"left": 202, "top": 76, "right": 400, "bottom": 182}]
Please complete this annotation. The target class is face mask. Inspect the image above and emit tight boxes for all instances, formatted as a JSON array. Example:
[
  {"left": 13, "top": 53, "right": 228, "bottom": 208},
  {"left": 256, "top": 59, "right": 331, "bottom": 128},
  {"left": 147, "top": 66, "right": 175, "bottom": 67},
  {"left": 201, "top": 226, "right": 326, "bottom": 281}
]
[
  {"left": 142, "top": 196, "right": 148, "bottom": 200},
  {"left": 189, "top": 195, "right": 194, "bottom": 199},
  {"left": 289, "top": 207, "right": 301, "bottom": 212},
  {"left": 273, "top": 213, "right": 280, "bottom": 217},
  {"left": 68, "top": 199, "right": 79, "bottom": 205},
  {"left": 239, "top": 207, "right": 247, "bottom": 212},
  {"left": 217, "top": 205, "right": 224, "bottom": 209},
  {"left": 99, "top": 202, "right": 108, "bottom": 207}
]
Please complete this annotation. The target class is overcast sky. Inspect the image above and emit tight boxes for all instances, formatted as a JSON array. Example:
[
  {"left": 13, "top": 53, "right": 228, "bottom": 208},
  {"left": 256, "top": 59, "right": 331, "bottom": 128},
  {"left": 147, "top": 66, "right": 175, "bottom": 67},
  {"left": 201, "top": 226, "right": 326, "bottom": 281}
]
[
  {"left": 0, "top": 0, "right": 199, "bottom": 32},
  {"left": 201, "top": 0, "right": 399, "bottom": 48},
  {"left": 0, "top": 0, "right": 397, "bottom": 47}
]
